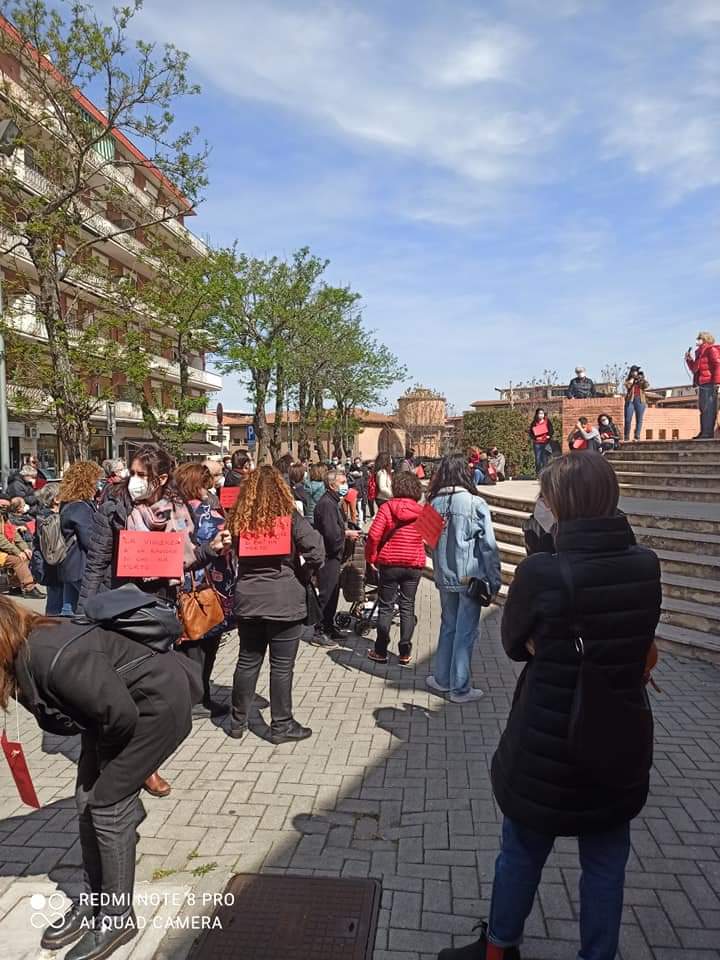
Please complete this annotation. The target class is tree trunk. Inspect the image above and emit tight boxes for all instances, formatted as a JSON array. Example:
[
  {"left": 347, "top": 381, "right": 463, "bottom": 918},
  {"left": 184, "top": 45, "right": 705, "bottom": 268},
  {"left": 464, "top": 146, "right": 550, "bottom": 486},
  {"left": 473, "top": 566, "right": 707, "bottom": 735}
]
[
  {"left": 30, "top": 240, "right": 89, "bottom": 462},
  {"left": 297, "top": 380, "right": 310, "bottom": 460},
  {"left": 313, "top": 388, "right": 326, "bottom": 461},
  {"left": 269, "top": 365, "right": 285, "bottom": 462},
  {"left": 252, "top": 370, "right": 270, "bottom": 464}
]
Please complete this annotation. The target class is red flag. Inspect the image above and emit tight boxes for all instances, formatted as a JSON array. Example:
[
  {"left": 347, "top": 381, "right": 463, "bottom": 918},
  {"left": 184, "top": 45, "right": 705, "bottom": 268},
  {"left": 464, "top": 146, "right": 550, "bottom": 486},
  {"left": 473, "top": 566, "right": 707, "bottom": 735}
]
[{"left": 2, "top": 730, "right": 40, "bottom": 809}]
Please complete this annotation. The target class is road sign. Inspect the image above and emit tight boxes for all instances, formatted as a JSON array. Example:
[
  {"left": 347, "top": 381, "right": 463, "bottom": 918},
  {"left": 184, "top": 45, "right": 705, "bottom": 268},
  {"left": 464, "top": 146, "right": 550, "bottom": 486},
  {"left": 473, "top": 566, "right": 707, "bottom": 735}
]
[
  {"left": 216, "top": 402, "right": 224, "bottom": 425},
  {"left": 246, "top": 424, "right": 256, "bottom": 443}
]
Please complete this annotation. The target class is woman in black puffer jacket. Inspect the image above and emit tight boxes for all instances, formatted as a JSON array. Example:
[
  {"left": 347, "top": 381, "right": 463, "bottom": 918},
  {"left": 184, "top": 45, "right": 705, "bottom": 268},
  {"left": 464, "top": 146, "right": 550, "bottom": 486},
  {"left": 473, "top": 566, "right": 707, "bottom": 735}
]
[{"left": 438, "top": 452, "right": 662, "bottom": 960}]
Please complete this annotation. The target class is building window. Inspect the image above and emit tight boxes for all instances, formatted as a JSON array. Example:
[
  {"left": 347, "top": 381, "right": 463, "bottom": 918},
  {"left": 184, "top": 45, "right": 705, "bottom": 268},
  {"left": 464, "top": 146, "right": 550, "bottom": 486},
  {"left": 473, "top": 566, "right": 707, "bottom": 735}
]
[
  {"left": 645, "top": 429, "right": 653, "bottom": 440},
  {"left": 672, "top": 429, "right": 679, "bottom": 440},
  {"left": 659, "top": 429, "right": 666, "bottom": 440}
]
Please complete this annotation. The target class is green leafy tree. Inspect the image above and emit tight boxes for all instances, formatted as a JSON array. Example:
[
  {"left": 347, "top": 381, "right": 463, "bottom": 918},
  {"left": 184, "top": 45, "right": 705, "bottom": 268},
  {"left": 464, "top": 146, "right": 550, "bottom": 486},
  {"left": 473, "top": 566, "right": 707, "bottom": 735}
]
[
  {"left": 106, "top": 244, "right": 228, "bottom": 458},
  {"left": 462, "top": 408, "right": 560, "bottom": 478},
  {"left": 0, "top": 0, "right": 206, "bottom": 459}
]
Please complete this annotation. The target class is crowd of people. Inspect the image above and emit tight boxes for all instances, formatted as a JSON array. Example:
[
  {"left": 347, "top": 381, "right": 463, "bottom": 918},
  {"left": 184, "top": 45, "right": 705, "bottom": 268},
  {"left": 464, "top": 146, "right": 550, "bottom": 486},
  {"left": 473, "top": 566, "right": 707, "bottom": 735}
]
[{"left": 0, "top": 442, "right": 663, "bottom": 960}]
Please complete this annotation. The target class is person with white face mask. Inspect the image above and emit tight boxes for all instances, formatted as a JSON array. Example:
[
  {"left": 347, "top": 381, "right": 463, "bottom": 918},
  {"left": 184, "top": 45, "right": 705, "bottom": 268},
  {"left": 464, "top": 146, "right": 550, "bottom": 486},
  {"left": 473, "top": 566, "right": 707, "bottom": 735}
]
[{"left": 78, "top": 444, "right": 232, "bottom": 801}]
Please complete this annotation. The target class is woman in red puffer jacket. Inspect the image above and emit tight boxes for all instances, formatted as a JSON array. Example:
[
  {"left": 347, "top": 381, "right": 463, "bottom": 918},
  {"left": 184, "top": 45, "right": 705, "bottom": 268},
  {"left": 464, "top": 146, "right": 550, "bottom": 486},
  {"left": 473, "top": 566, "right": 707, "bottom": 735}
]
[
  {"left": 685, "top": 332, "right": 720, "bottom": 439},
  {"left": 365, "top": 471, "right": 426, "bottom": 665}
]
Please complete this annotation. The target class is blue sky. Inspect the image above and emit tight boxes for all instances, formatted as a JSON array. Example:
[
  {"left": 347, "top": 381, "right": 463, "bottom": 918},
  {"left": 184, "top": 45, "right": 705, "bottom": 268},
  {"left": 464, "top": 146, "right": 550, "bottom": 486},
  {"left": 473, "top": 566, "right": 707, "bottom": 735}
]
[{"left": 125, "top": 0, "right": 720, "bottom": 412}]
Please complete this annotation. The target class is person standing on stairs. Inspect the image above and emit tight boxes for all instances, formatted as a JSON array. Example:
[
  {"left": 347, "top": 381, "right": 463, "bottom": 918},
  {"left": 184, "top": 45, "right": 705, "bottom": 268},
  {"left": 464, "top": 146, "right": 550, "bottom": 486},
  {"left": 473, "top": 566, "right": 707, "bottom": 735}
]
[
  {"left": 685, "top": 332, "right": 720, "bottom": 440},
  {"left": 623, "top": 365, "right": 649, "bottom": 442}
]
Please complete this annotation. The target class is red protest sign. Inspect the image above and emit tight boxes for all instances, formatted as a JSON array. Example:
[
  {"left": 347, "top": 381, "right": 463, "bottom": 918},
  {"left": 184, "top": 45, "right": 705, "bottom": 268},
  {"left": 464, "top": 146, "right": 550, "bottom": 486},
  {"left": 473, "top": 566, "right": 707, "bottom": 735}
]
[
  {"left": 237, "top": 516, "right": 292, "bottom": 557},
  {"left": 116, "top": 530, "right": 185, "bottom": 579},
  {"left": 415, "top": 503, "right": 444, "bottom": 549},
  {"left": 2, "top": 730, "right": 40, "bottom": 809},
  {"left": 219, "top": 485, "right": 241, "bottom": 510}
]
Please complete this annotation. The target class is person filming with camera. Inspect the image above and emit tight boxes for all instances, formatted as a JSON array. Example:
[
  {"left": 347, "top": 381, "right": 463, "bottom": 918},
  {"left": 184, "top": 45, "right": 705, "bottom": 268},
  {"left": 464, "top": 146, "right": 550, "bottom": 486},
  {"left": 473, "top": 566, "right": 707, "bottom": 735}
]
[{"left": 623, "top": 365, "right": 649, "bottom": 442}]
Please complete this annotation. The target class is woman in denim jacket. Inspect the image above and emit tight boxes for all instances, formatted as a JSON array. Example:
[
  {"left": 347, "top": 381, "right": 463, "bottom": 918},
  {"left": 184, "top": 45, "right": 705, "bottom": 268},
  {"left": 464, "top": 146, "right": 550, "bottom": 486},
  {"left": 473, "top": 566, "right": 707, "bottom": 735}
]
[{"left": 426, "top": 455, "right": 502, "bottom": 703}]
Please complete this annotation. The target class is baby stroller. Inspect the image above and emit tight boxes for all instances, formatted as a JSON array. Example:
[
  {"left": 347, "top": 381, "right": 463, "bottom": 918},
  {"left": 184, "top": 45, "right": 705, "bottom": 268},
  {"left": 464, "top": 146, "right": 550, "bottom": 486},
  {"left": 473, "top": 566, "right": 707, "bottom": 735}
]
[{"left": 334, "top": 533, "right": 380, "bottom": 636}]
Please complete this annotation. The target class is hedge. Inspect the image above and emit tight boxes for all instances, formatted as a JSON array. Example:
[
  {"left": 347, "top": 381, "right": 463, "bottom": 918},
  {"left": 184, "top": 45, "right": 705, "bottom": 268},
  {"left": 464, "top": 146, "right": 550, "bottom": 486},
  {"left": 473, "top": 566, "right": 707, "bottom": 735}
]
[{"left": 462, "top": 409, "right": 560, "bottom": 478}]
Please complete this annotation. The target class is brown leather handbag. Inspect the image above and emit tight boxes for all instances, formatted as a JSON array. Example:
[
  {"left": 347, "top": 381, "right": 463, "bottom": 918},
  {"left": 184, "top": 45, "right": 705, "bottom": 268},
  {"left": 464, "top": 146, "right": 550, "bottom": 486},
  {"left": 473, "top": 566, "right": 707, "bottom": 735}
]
[{"left": 178, "top": 571, "right": 225, "bottom": 641}]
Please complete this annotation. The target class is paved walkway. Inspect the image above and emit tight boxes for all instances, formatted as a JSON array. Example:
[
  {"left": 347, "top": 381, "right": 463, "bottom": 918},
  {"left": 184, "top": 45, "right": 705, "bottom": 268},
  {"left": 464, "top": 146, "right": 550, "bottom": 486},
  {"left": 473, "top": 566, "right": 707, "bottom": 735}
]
[{"left": 2, "top": 583, "right": 720, "bottom": 959}]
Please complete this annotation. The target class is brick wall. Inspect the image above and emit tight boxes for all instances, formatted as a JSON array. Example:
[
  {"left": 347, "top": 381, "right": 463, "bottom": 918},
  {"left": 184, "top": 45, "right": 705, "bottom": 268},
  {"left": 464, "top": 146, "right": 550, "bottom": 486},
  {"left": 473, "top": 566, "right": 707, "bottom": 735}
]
[
  {"left": 561, "top": 398, "right": 701, "bottom": 447},
  {"left": 561, "top": 398, "right": 624, "bottom": 450}
]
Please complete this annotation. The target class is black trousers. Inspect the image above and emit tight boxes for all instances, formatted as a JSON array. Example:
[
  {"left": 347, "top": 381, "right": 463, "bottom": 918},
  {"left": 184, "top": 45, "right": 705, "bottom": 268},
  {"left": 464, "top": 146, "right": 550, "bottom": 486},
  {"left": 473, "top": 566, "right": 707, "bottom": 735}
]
[
  {"left": 317, "top": 557, "right": 342, "bottom": 632},
  {"left": 232, "top": 619, "right": 303, "bottom": 731},
  {"left": 699, "top": 384, "right": 719, "bottom": 438},
  {"left": 178, "top": 633, "right": 221, "bottom": 703},
  {"left": 374, "top": 565, "right": 422, "bottom": 657},
  {"left": 76, "top": 737, "right": 146, "bottom": 920}
]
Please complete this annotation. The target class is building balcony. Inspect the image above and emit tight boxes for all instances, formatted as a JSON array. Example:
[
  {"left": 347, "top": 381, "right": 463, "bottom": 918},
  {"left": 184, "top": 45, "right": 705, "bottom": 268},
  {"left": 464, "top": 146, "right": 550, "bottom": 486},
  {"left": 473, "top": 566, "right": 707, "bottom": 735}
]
[
  {"left": 112, "top": 402, "right": 215, "bottom": 426},
  {"left": 3, "top": 296, "right": 222, "bottom": 395},
  {"left": 149, "top": 354, "right": 222, "bottom": 391}
]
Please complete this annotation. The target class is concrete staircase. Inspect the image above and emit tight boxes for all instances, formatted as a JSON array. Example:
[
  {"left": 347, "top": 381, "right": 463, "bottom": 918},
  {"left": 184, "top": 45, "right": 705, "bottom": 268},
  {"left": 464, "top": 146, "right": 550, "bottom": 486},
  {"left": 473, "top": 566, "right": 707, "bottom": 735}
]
[
  {"left": 607, "top": 439, "right": 720, "bottom": 503},
  {"left": 481, "top": 441, "right": 720, "bottom": 661}
]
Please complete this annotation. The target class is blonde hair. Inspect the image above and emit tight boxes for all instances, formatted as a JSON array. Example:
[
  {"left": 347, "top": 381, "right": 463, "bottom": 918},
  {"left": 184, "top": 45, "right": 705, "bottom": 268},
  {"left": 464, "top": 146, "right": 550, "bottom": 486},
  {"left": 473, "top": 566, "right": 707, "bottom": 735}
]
[
  {"left": 697, "top": 332, "right": 716, "bottom": 345},
  {"left": 59, "top": 461, "right": 102, "bottom": 503},
  {"left": 227, "top": 465, "right": 295, "bottom": 535}
]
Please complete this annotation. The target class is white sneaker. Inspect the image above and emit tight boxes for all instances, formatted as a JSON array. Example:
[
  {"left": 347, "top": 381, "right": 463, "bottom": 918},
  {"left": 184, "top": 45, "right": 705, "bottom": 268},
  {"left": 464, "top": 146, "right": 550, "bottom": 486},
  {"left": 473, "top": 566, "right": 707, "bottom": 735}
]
[
  {"left": 449, "top": 688, "right": 484, "bottom": 703},
  {"left": 425, "top": 675, "right": 450, "bottom": 694}
]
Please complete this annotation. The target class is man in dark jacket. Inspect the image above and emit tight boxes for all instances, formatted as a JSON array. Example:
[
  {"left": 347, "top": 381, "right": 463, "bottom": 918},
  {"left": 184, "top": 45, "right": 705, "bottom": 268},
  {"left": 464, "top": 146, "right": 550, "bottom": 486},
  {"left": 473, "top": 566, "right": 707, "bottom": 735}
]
[
  {"left": 565, "top": 365, "right": 596, "bottom": 399},
  {"left": 6, "top": 468, "right": 38, "bottom": 509},
  {"left": 312, "top": 469, "right": 360, "bottom": 646},
  {"left": 11, "top": 607, "right": 201, "bottom": 960}
]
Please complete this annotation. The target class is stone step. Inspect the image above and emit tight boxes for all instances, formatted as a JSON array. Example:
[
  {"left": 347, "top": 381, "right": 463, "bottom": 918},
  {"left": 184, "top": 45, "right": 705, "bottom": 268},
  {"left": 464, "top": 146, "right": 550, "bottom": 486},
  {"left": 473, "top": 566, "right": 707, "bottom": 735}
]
[
  {"left": 615, "top": 471, "right": 720, "bottom": 490},
  {"left": 654, "top": 548, "right": 720, "bottom": 582},
  {"left": 610, "top": 459, "right": 720, "bottom": 476},
  {"left": 607, "top": 448, "right": 720, "bottom": 463},
  {"left": 493, "top": 522, "right": 526, "bottom": 548},
  {"left": 660, "top": 596, "right": 720, "bottom": 635},
  {"left": 655, "top": 623, "right": 720, "bottom": 663},
  {"left": 499, "top": 542, "right": 527, "bottom": 568},
  {"left": 488, "top": 504, "right": 530, "bottom": 530},
  {"left": 631, "top": 440, "right": 720, "bottom": 451},
  {"left": 633, "top": 526, "right": 720, "bottom": 557},
  {"left": 661, "top": 571, "right": 719, "bottom": 605},
  {"left": 482, "top": 491, "right": 535, "bottom": 514},
  {"left": 619, "top": 482, "right": 719, "bottom": 503},
  {"left": 627, "top": 511, "right": 720, "bottom": 536}
]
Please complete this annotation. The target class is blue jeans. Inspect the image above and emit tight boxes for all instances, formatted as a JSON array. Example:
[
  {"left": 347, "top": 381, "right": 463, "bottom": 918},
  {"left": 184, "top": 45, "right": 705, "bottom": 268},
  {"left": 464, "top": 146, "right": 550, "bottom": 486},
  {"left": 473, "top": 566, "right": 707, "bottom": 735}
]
[
  {"left": 61, "top": 581, "right": 80, "bottom": 616},
  {"left": 434, "top": 588, "right": 482, "bottom": 695},
  {"left": 532, "top": 443, "right": 547, "bottom": 474},
  {"left": 624, "top": 397, "right": 646, "bottom": 441},
  {"left": 489, "top": 817, "right": 631, "bottom": 960},
  {"left": 45, "top": 583, "right": 64, "bottom": 616}
]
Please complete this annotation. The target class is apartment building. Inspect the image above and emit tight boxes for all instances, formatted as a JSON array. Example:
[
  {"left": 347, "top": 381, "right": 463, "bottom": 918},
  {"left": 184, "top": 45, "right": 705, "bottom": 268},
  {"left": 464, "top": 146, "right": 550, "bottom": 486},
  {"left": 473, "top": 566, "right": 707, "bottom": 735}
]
[{"left": 0, "top": 16, "right": 222, "bottom": 475}]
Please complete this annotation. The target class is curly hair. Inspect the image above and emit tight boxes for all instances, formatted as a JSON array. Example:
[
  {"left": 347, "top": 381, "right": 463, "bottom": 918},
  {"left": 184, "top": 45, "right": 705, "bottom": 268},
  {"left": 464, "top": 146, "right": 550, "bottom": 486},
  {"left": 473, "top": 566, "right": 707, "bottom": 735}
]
[
  {"left": 174, "top": 463, "right": 212, "bottom": 502},
  {"left": 59, "top": 461, "right": 103, "bottom": 503},
  {"left": 227, "top": 465, "right": 295, "bottom": 536},
  {"left": 391, "top": 471, "right": 422, "bottom": 501}
]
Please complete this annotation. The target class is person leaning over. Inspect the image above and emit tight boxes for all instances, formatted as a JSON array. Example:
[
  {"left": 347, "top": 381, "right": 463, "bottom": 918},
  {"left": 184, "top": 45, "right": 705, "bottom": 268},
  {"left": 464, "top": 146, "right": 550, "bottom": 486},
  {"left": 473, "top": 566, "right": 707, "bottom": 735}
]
[
  {"left": 366, "top": 470, "right": 426, "bottom": 666},
  {"left": 1, "top": 596, "right": 200, "bottom": 960},
  {"left": 227, "top": 465, "right": 324, "bottom": 743},
  {"left": 312, "top": 468, "right": 361, "bottom": 647},
  {"left": 685, "top": 332, "right": 720, "bottom": 440},
  {"left": 437, "top": 452, "right": 661, "bottom": 960}
]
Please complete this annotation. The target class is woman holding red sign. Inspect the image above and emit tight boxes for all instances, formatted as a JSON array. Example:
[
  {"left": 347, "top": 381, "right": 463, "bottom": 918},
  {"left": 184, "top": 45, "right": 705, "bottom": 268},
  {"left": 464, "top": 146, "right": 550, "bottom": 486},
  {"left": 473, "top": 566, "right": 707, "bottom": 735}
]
[
  {"left": 79, "top": 445, "right": 231, "bottom": 798},
  {"left": 227, "top": 465, "right": 325, "bottom": 744},
  {"left": 528, "top": 408, "right": 554, "bottom": 476}
]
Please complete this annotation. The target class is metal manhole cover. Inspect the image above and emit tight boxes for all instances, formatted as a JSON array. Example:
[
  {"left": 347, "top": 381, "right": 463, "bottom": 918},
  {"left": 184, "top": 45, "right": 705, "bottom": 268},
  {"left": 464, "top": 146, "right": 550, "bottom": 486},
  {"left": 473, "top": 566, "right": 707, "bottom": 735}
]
[{"left": 188, "top": 874, "right": 381, "bottom": 960}]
